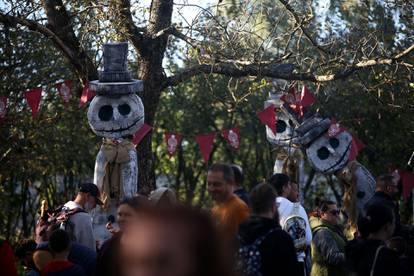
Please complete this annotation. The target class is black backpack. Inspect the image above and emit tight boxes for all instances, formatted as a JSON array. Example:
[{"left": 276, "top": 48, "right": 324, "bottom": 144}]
[{"left": 236, "top": 229, "right": 275, "bottom": 276}]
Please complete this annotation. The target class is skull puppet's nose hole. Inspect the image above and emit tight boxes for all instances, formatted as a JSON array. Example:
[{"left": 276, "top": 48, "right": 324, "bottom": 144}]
[
  {"left": 98, "top": 105, "right": 113, "bottom": 121},
  {"left": 329, "top": 137, "right": 340, "bottom": 149},
  {"left": 118, "top": 103, "right": 131, "bottom": 116},
  {"left": 276, "top": 120, "right": 287, "bottom": 133},
  {"left": 317, "top": 147, "right": 330, "bottom": 160}
]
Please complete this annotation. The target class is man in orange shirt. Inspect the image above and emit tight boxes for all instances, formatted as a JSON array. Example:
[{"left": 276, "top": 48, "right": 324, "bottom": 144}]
[{"left": 207, "top": 163, "right": 250, "bottom": 242}]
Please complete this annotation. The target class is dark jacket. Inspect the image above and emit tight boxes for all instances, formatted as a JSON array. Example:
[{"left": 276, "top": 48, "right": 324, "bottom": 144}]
[
  {"left": 96, "top": 234, "right": 121, "bottom": 276},
  {"left": 365, "top": 191, "right": 401, "bottom": 236},
  {"left": 238, "top": 216, "right": 299, "bottom": 276},
  {"left": 234, "top": 187, "right": 252, "bottom": 207},
  {"left": 346, "top": 239, "right": 403, "bottom": 276},
  {"left": 310, "top": 217, "right": 347, "bottom": 276}
]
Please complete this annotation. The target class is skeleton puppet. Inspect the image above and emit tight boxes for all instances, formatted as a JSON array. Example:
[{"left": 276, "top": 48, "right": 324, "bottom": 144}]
[
  {"left": 293, "top": 116, "right": 376, "bottom": 231},
  {"left": 88, "top": 42, "right": 144, "bottom": 203}
]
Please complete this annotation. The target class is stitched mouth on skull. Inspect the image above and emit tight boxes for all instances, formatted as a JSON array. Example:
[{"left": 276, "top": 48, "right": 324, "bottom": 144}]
[
  {"left": 322, "top": 141, "right": 352, "bottom": 173},
  {"left": 95, "top": 116, "right": 144, "bottom": 132}
]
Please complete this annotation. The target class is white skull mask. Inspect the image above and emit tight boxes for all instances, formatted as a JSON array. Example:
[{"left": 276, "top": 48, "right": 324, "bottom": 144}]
[
  {"left": 87, "top": 94, "right": 144, "bottom": 139},
  {"left": 306, "top": 131, "right": 352, "bottom": 174},
  {"left": 266, "top": 112, "right": 294, "bottom": 147}
]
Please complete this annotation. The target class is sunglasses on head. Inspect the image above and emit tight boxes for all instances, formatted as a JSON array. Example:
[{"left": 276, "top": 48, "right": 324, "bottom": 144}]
[{"left": 329, "top": 209, "right": 340, "bottom": 216}]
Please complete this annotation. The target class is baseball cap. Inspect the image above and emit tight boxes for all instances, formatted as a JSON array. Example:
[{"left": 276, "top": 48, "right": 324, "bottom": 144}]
[{"left": 79, "top": 183, "right": 103, "bottom": 205}]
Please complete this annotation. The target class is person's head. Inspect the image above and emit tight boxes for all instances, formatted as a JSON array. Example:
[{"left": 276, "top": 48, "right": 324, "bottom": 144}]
[
  {"left": 230, "top": 164, "right": 244, "bottom": 188},
  {"left": 149, "top": 188, "right": 178, "bottom": 207},
  {"left": 287, "top": 181, "right": 299, "bottom": 202},
  {"left": 75, "top": 183, "right": 103, "bottom": 211},
  {"left": 318, "top": 200, "right": 340, "bottom": 225},
  {"left": 267, "top": 173, "right": 291, "bottom": 198},
  {"left": 357, "top": 203, "right": 395, "bottom": 240},
  {"left": 207, "top": 163, "right": 235, "bottom": 203},
  {"left": 33, "top": 250, "right": 53, "bottom": 271},
  {"left": 15, "top": 239, "right": 37, "bottom": 269},
  {"left": 48, "top": 229, "right": 71, "bottom": 258},
  {"left": 118, "top": 196, "right": 149, "bottom": 231},
  {"left": 376, "top": 174, "right": 399, "bottom": 198},
  {"left": 250, "top": 183, "right": 278, "bottom": 220},
  {"left": 120, "top": 205, "right": 230, "bottom": 276}
]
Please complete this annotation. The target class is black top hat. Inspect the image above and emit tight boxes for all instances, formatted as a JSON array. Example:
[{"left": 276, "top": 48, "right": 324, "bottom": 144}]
[{"left": 89, "top": 42, "right": 143, "bottom": 96}]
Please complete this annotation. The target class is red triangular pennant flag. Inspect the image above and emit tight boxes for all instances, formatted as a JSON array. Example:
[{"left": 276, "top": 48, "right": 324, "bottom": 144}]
[
  {"left": 165, "top": 133, "right": 183, "bottom": 156},
  {"left": 79, "top": 82, "right": 96, "bottom": 107},
  {"left": 280, "top": 86, "right": 300, "bottom": 105},
  {"left": 195, "top": 133, "right": 215, "bottom": 165},
  {"left": 300, "top": 85, "right": 316, "bottom": 107},
  {"left": 222, "top": 128, "right": 240, "bottom": 150},
  {"left": 56, "top": 80, "right": 72, "bottom": 105},
  {"left": 0, "top": 96, "right": 7, "bottom": 122},
  {"left": 257, "top": 105, "right": 276, "bottom": 135},
  {"left": 398, "top": 170, "right": 414, "bottom": 199},
  {"left": 349, "top": 135, "right": 365, "bottom": 161},
  {"left": 25, "top": 88, "right": 42, "bottom": 117},
  {"left": 133, "top": 123, "right": 152, "bottom": 145}
]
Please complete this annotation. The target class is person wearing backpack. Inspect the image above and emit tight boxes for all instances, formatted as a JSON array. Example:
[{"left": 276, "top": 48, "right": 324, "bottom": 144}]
[
  {"left": 309, "top": 200, "right": 347, "bottom": 276},
  {"left": 237, "top": 183, "right": 300, "bottom": 276},
  {"left": 268, "top": 173, "right": 312, "bottom": 276},
  {"left": 62, "top": 183, "right": 103, "bottom": 252}
]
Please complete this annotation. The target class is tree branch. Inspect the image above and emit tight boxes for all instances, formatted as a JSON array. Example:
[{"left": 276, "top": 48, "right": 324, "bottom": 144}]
[
  {"left": 113, "top": 0, "right": 146, "bottom": 53},
  {"left": 278, "top": 0, "right": 330, "bottom": 56},
  {"left": 164, "top": 43, "right": 414, "bottom": 88}
]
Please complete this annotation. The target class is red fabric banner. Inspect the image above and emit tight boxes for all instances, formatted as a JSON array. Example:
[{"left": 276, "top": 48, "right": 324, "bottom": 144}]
[
  {"left": 398, "top": 170, "right": 414, "bottom": 199},
  {"left": 56, "top": 80, "right": 72, "bottom": 105},
  {"left": 257, "top": 104, "right": 276, "bottom": 135},
  {"left": 165, "top": 133, "right": 183, "bottom": 156},
  {"left": 222, "top": 128, "right": 240, "bottom": 150},
  {"left": 79, "top": 82, "right": 96, "bottom": 107},
  {"left": 349, "top": 135, "right": 365, "bottom": 161},
  {"left": 195, "top": 133, "right": 215, "bottom": 165},
  {"left": 300, "top": 85, "right": 316, "bottom": 107},
  {"left": 0, "top": 96, "right": 7, "bottom": 122},
  {"left": 133, "top": 123, "right": 152, "bottom": 145},
  {"left": 25, "top": 88, "right": 42, "bottom": 117}
]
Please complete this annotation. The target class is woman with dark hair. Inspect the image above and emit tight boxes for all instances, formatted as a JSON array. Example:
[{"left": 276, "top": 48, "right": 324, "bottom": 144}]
[
  {"left": 310, "top": 200, "right": 347, "bottom": 276},
  {"left": 96, "top": 196, "right": 148, "bottom": 276},
  {"left": 346, "top": 203, "right": 402, "bottom": 276}
]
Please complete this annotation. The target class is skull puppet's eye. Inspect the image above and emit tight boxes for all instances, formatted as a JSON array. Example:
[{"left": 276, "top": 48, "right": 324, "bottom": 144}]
[
  {"left": 329, "top": 137, "right": 340, "bottom": 149},
  {"left": 98, "top": 105, "right": 113, "bottom": 121},
  {"left": 276, "top": 120, "right": 287, "bottom": 133},
  {"left": 317, "top": 147, "right": 330, "bottom": 160},
  {"left": 118, "top": 103, "right": 131, "bottom": 116}
]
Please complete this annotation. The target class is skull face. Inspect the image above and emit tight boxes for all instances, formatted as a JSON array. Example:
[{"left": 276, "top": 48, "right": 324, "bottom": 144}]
[
  {"left": 87, "top": 94, "right": 144, "bottom": 139},
  {"left": 306, "top": 131, "right": 352, "bottom": 173},
  {"left": 266, "top": 112, "right": 294, "bottom": 147}
]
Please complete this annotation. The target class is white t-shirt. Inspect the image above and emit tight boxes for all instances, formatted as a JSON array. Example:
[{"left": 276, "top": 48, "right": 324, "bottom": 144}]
[
  {"left": 63, "top": 201, "right": 96, "bottom": 252},
  {"left": 276, "top": 196, "right": 312, "bottom": 262}
]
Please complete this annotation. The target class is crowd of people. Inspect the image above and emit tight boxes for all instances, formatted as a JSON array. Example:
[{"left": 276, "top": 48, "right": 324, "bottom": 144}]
[{"left": 1, "top": 162, "right": 413, "bottom": 276}]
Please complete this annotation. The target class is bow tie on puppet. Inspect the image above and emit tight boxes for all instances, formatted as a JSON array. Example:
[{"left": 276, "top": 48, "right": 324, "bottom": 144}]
[{"left": 100, "top": 138, "right": 135, "bottom": 204}]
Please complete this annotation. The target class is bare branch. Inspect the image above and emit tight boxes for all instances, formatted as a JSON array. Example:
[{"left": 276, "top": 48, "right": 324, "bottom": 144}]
[
  {"left": 278, "top": 0, "right": 330, "bottom": 56},
  {"left": 164, "top": 43, "right": 414, "bottom": 88}
]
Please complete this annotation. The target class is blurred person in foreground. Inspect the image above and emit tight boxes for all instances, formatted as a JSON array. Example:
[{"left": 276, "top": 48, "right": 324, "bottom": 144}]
[
  {"left": 237, "top": 182, "right": 299, "bottom": 276},
  {"left": 120, "top": 205, "right": 232, "bottom": 276},
  {"left": 207, "top": 163, "right": 250, "bottom": 243},
  {"left": 97, "top": 195, "right": 149, "bottom": 276}
]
